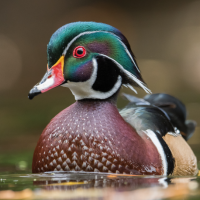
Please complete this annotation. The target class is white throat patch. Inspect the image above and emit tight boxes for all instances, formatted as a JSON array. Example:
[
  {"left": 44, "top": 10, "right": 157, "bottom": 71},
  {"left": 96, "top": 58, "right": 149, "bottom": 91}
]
[{"left": 61, "top": 58, "right": 122, "bottom": 100}]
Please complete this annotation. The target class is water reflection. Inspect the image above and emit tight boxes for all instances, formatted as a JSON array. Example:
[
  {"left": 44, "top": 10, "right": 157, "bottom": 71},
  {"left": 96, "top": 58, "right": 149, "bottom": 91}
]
[
  {"left": 0, "top": 172, "right": 199, "bottom": 199},
  {"left": 34, "top": 172, "right": 165, "bottom": 191}
]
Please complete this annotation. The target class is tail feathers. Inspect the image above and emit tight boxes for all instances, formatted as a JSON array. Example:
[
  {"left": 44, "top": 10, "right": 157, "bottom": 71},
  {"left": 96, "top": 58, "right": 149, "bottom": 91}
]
[{"left": 122, "top": 93, "right": 196, "bottom": 141}]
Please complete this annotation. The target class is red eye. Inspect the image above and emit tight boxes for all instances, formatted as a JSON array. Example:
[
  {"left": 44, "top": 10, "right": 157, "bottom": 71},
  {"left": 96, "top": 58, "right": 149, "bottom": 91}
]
[{"left": 73, "top": 46, "right": 86, "bottom": 58}]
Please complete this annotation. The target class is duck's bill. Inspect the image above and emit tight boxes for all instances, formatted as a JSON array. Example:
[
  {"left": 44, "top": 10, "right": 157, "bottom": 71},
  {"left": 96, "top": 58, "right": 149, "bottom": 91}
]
[{"left": 28, "top": 56, "right": 65, "bottom": 100}]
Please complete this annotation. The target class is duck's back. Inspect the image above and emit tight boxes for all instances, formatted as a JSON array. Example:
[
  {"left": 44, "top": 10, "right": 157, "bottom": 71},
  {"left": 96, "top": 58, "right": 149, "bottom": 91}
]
[{"left": 120, "top": 93, "right": 198, "bottom": 176}]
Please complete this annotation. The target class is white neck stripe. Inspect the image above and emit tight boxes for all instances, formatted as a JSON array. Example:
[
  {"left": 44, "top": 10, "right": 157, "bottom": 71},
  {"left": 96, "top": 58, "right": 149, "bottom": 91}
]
[{"left": 62, "top": 57, "right": 122, "bottom": 100}]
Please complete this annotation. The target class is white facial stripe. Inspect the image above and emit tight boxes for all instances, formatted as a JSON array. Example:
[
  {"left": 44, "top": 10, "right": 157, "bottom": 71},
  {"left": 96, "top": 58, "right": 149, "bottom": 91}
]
[
  {"left": 98, "top": 54, "right": 151, "bottom": 94},
  {"left": 116, "top": 38, "right": 140, "bottom": 72},
  {"left": 62, "top": 31, "right": 140, "bottom": 73},
  {"left": 143, "top": 129, "right": 167, "bottom": 176},
  {"left": 63, "top": 31, "right": 116, "bottom": 55},
  {"left": 61, "top": 58, "right": 122, "bottom": 100},
  {"left": 36, "top": 76, "right": 54, "bottom": 91},
  {"left": 125, "top": 84, "right": 137, "bottom": 94}
]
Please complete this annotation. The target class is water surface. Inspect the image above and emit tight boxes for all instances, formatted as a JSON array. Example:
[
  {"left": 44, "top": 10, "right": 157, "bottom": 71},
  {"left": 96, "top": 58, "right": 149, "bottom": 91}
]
[{"left": 0, "top": 171, "right": 200, "bottom": 200}]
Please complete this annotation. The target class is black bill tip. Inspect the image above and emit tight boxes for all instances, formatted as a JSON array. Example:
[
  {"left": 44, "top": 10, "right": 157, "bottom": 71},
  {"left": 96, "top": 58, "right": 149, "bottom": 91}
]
[{"left": 28, "top": 87, "right": 41, "bottom": 100}]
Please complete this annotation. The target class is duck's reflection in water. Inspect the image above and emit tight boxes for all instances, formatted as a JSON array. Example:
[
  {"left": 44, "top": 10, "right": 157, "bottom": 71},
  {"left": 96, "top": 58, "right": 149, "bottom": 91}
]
[
  {"left": 23, "top": 172, "right": 199, "bottom": 199},
  {"left": 32, "top": 171, "right": 196, "bottom": 191}
]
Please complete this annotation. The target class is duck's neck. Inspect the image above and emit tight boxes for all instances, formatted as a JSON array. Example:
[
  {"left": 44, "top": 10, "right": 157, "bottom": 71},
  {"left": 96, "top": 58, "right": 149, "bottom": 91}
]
[{"left": 77, "top": 89, "right": 119, "bottom": 106}]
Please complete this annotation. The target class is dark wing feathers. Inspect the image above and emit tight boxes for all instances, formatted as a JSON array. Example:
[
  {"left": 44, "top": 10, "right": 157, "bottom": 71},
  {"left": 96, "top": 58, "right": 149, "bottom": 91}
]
[
  {"left": 121, "top": 93, "right": 196, "bottom": 141},
  {"left": 120, "top": 104, "right": 174, "bottom": 137}
]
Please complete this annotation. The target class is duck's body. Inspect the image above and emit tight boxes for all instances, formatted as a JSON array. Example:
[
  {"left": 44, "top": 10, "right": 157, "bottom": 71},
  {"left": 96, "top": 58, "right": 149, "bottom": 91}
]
[
  {"left": 29, "top": 22, "right": 198, "bottom": 175},
  {"left": 33, "top": 97, "right": 166, "bottom": 175}
]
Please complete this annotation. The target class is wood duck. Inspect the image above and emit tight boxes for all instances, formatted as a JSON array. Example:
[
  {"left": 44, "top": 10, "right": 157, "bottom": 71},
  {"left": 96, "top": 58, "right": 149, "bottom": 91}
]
[{"left": 28, "top": 22, "right": 198, "bottom": 176}]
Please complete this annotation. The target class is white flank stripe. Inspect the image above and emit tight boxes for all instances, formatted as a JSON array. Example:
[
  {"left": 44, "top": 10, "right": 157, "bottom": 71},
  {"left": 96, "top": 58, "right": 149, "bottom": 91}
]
[{"left": 143, "top": 129, "right": 167, "bottom": 176}]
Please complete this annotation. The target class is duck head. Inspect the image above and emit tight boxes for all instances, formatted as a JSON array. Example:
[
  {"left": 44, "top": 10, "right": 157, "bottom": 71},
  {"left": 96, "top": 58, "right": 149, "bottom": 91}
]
[{"left": 28, "top": 22, "right": 151, "bottom": 100}]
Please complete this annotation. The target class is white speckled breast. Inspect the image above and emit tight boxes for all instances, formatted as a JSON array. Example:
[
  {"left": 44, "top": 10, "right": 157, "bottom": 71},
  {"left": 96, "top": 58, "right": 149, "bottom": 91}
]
[{"left": 32, "top": 99, "right": 163, "bottom": 175}]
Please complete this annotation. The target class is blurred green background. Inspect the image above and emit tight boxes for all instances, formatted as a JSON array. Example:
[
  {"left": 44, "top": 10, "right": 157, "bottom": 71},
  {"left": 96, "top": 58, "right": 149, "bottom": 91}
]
[{"left": 0, "top": 0, "right": 200, "bottom": 172}]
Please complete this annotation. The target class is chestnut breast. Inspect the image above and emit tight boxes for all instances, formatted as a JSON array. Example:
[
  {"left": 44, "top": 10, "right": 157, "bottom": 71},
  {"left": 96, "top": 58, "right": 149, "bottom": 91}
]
[{"left": 32, "top": 100, "right": 163, "bottom": 175}]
